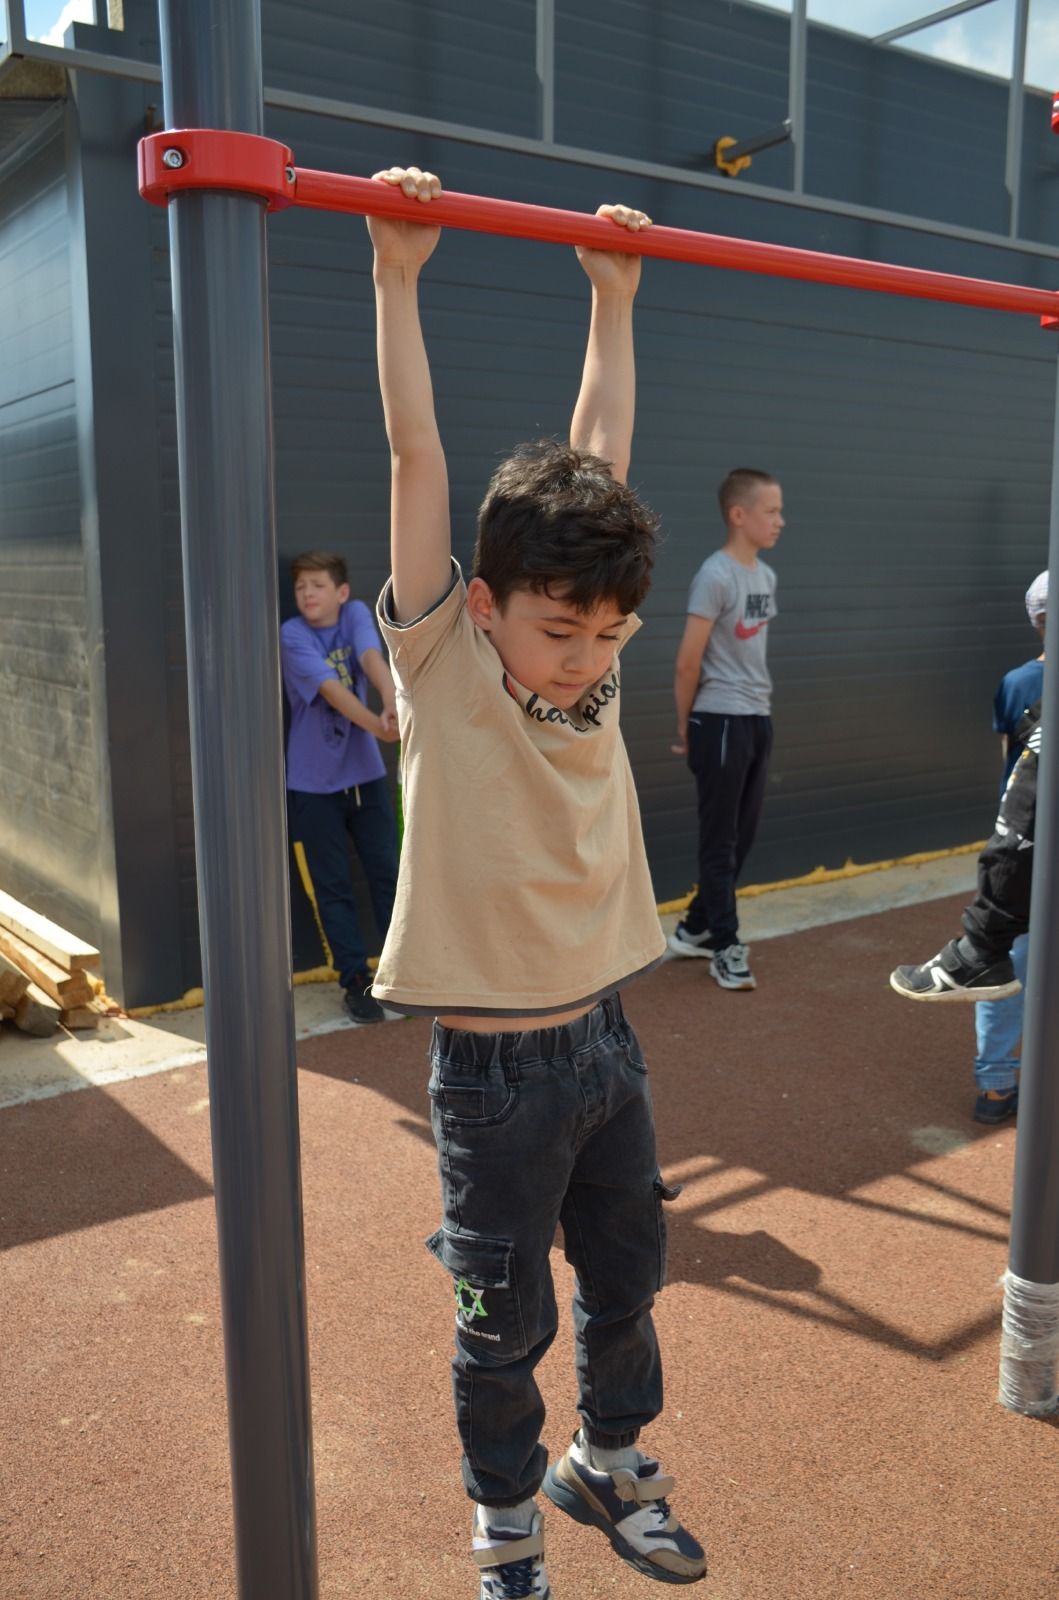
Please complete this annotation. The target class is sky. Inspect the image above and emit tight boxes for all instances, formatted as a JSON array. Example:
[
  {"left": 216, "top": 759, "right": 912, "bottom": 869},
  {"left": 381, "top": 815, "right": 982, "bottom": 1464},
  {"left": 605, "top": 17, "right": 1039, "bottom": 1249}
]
[
  {"left": 753, "top": 0, "right": 1056, "bottom": 89},
  {"left": 10, "top": 0, "right": 1059, "bottom": 90}
]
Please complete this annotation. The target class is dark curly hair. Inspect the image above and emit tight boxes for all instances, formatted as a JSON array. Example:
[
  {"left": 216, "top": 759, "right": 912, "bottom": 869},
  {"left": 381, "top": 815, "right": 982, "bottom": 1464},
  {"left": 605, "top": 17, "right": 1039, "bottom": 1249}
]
[{"left": 473, "top": 439, "right": 659, "bottom": 615}]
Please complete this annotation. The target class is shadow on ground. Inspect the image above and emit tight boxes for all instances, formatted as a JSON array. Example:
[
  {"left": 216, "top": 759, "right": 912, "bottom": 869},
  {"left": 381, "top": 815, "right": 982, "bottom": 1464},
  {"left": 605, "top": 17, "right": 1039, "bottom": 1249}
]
[{"left": 297, "top": 892, "right": 1012, "bottom": 1363}]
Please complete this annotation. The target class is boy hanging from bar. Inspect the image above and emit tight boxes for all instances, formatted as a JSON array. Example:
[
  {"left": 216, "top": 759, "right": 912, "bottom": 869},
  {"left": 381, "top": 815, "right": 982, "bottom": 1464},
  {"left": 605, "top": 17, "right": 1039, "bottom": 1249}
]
[{"left": 366, "top": 165, "right": 706, "bottom": 1596}]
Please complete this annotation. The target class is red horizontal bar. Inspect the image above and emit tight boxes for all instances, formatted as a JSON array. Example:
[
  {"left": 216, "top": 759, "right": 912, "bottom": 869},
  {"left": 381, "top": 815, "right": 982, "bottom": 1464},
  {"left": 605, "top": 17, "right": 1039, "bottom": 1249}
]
[{"left": 293, "top": 168, "right": 1059, "bottom": 322}]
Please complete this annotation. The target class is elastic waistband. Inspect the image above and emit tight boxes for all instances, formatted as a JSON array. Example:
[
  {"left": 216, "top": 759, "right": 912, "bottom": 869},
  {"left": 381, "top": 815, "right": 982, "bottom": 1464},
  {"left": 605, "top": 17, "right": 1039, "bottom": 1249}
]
[{"left": 431, "top": 993, "right": 625, "bottom": 1069}]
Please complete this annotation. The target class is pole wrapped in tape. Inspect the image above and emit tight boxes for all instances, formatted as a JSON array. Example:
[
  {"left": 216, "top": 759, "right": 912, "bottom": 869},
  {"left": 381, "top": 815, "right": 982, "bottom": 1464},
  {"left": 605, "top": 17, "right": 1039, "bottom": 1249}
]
[{"left": 999, "top": 1270, "right": 1059, "bottom": 1416}]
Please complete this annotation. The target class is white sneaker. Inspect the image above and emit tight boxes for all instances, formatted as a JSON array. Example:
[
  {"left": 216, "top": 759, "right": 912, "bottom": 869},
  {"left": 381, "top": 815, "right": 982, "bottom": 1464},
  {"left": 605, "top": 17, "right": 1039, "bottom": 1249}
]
[
  {"left": 710, "top": 942, "right": 756, "bottom": 990},
  {"left": 473, "top": 1508, "right": 550, "bottom": 1598}
]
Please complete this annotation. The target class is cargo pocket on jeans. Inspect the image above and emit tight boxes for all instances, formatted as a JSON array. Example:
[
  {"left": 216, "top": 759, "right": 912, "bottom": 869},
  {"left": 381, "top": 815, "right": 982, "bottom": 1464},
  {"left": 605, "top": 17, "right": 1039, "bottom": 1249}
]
[
  {"left": 652, "top": 1175, "right": 683, "bottom": 1290},
  {"left": 425, "top": 1228, "right": 528, "bottom": 1360}
]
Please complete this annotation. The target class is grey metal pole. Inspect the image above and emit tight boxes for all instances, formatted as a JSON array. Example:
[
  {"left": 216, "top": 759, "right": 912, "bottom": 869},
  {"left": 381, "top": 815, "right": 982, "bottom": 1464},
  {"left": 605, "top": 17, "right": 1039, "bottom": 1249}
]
[
  {"left": 536, "top": 0, "right": 555, "bottom": 145},
  {"left": 156, "top": 0, "right": 319, "bottom": 1588},
  {"left": 1004, "top": 0, "right": 1029, "bottom": 241},
  {"left": 1000, "top": 340, "right": 1059, "bottom": 1414},
  {"left": 788, "top": 0, "right": 807, "bottom": 195}
]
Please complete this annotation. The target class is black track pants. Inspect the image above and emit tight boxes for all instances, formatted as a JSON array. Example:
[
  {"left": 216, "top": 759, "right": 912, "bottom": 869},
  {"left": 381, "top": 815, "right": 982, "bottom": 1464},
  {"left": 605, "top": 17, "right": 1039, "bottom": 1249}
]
[{"left": 683, "top": 711, "right": 773, "bottom": 949}]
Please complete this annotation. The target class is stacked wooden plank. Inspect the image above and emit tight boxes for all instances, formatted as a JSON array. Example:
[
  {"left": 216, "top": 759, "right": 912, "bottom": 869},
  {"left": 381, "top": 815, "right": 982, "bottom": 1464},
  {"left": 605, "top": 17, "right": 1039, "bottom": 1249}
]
[{"left": 0, "top": 890, "right": 105, "bottom": 1039}]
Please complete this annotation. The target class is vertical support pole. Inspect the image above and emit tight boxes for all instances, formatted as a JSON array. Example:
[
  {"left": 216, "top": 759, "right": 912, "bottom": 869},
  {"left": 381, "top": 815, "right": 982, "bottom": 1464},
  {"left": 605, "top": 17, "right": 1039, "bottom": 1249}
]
[
  {"left": 789, "top": 0, "right": 808, "bottom": 195},
  {"left": 1000, "top": 338, "right": 1059, "bottom": 1415},
  {"left": 536, "top": 0, "right": 555, "bottom": 145},
  {"left": 5, "top": 0, "right": 28, "bottom": 52},
  {"left": 1005, "top": 0, "right": 1029, "bottom": 241},
  {"left": 156, "top": 0, "right": 319, "bottom": 1591}
]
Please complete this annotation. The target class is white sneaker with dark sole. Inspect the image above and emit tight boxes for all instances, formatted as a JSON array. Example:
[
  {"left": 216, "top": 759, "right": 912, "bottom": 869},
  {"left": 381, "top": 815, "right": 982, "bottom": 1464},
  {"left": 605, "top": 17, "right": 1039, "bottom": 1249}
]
[{"left": 709, "top": 942, "right": 756, "bottom": 990}]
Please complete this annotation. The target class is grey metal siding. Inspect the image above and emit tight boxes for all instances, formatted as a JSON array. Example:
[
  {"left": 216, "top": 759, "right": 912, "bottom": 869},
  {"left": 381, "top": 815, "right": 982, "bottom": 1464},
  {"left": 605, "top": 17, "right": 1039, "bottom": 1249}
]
[
  {"left": 263, "top": 0, "right": 539, "bottom": 137},
  {"left": 0, "top": 132, "right": 102, "bottom": 944},
  {"left": 118, "top": 1, "right": 1059, "bottom": 991},
  {"left": 555, "top": 2, "right": 1059, "bottom": 247},
  {"left": 249, "top": 107, "right": 1054, "bottom": 911},
  {"left": 148, "top": 206, "right": 201, "bottom": 988}
]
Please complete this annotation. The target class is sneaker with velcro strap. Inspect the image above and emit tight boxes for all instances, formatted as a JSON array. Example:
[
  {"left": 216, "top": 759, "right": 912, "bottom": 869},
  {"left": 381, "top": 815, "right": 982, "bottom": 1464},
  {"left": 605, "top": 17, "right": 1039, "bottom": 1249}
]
[
  {"left": 473, "top": 1509, "right": 550, "bottom": 1599},
  {"left": 889, "top": 937, "right": 1021, "bottom": 1003},
  {"left": 542, "top": 1435, "right": 706, "bottom": 1585}
]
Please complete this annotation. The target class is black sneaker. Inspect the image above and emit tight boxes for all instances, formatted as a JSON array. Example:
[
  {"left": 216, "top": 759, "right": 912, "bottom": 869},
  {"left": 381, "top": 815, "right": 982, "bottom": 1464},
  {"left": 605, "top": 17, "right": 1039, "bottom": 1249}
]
[
  {"left": 973, "top": 1088, "right": 1019, "bottom": 1125},
  {"left": 889, "top": 937, "right": 1021, "bottom": 1003},
  {"left": 667, "top": 922, "right": 713, "bottom": 959},
  {"left": 343, "top": 980, "right": 386, "bottom": 1026},
  {"left": 473, "top": 1509, "right": 550, "bottom": 1598}
]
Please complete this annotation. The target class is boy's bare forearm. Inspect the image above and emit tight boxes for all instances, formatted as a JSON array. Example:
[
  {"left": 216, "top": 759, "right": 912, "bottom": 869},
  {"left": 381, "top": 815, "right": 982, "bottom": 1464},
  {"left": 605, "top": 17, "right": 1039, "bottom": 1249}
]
[
  {"left": 318, "top": 677, "right": 379, "bottom": 730},
  {"left": 569, "top": 208, "right": 648, "bottom": 483},
  {"left": 367, "top": 169, "right": 452, "bottom": 623},
  {"left": 673, "top": 663, "right": 698, "bottom": 731},
  {"left": 374, "top": 266, "right": 444, "bottom": 458},
  {"left": 571, "top": 287, "right": 637, "bottom": 483}
]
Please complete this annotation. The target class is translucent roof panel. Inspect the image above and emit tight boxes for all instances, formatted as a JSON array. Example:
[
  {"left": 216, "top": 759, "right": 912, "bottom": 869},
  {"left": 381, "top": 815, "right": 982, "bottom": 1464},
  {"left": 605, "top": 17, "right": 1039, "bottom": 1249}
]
[{"left": 750, "top": 0, "right": 1056, "bottom": 91}]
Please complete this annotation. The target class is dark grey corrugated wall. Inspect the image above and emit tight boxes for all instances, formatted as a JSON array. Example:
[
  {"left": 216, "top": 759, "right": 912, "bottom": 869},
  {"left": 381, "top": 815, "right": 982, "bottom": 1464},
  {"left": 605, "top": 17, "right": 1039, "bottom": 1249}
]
[
  {"left": 3, "top": 0, "right": 1057, "bottom": 1001},
  {"left": 155, "top": 0, "right": 1057, "bottom": 991},
  {"left": 0, "top": 130, "right": 102, "bottom": 946}
]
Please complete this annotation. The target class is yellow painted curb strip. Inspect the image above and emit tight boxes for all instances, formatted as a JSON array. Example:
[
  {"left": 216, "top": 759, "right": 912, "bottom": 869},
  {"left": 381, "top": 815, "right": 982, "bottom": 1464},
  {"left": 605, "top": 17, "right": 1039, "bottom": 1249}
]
[
  {"left": 130, "top": 841, "right": 985, "bottom": 1016},
  {"left": 656, "top": 839, "right": 985, "bottom": 915}
]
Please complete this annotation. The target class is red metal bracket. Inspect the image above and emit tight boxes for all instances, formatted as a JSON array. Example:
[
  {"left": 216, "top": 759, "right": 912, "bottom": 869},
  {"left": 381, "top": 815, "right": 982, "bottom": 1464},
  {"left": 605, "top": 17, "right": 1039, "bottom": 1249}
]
[{"left": 138, "top": 129, "right": 296, "bottom": 211}]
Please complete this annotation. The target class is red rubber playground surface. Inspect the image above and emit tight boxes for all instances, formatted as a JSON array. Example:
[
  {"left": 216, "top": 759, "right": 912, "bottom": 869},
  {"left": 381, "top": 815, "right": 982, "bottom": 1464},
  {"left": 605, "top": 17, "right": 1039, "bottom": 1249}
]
[{"left": 2, "top": 891, "right": 1058, "bottom": 1599}]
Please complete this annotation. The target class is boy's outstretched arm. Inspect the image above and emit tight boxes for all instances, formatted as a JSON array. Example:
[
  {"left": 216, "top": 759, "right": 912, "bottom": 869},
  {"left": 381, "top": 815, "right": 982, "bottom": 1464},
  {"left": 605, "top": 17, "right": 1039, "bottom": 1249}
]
[
  {"left": 368, "top": 166, "right": 451, "bottom": 624},
  {"left": 570, "top": 204, "right": 651, "bottom": 485}
]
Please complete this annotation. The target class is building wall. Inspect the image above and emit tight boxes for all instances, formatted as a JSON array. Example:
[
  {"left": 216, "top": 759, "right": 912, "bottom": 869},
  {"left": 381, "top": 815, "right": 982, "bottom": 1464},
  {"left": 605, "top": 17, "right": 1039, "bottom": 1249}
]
[
  {"left": 5, "top": 2, "right": 1056, "bottom": 1002},
  {"left": 156, "top": 0, "right": 1057, "bottom": 990},
  {"left": 255, "top": 116, "right": 1054, "bottom": 908},
  {"left": 0, "top": 128, "right": 103, "bottom": 946}
]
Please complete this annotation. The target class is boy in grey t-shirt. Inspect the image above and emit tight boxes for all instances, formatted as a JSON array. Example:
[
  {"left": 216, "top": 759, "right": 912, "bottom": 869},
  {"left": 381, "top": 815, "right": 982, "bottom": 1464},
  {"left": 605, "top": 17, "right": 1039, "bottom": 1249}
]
[{"left": 670, "top": 468, "right": 783, "bottom": 988}]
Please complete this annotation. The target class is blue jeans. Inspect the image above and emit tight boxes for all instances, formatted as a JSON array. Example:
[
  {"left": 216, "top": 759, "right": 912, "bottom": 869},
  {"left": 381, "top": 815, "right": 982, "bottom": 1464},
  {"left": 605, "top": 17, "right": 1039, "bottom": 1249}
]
[
  {"left": 288, "top": 779, "right": 398, "bottom": 990},
  {"left": 974, "top": 932, "right": 1029, "bottom": 1092},
  {"left": 426, "top": 995, "right": 676, "bottom": 1507}
]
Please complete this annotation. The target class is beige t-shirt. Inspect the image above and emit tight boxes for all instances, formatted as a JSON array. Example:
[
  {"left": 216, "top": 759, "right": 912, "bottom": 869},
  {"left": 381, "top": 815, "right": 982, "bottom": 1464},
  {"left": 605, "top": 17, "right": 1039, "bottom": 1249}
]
[{"left": 371, "top": 562, "right": 665, "bottom": 1016}]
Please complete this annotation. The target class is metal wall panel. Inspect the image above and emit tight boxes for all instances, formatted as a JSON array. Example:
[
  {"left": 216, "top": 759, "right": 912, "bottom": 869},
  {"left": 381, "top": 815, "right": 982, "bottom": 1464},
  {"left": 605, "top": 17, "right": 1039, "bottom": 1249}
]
[
  {"left": 0, "top": 132, "right": 102, "bottom": 944},
  {"left": 555, "top": 1, "right": 1059, "bottom": 246},
  {"left": 261, "top": 0, "right": 538, "bottom": 136},
  {"left": 10, "top": 0, "right": 1051, "bottom": 999},
  {"left": 252, "top": 107, "right": 1054, "bottom": 909}
]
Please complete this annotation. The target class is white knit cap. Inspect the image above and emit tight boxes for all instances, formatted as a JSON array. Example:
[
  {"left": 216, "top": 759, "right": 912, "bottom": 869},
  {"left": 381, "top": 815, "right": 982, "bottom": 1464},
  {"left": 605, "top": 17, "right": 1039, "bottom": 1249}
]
[{"left": 1025, "top": 570, "right": 1048, "bottom": 623}]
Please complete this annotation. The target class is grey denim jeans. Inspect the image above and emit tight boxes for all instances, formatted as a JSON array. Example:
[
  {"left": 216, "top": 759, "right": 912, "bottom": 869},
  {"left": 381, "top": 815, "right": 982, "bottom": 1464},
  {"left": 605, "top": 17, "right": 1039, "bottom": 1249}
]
[{"left": 426, "top": 993, "right": 678, "bottom": 1507}]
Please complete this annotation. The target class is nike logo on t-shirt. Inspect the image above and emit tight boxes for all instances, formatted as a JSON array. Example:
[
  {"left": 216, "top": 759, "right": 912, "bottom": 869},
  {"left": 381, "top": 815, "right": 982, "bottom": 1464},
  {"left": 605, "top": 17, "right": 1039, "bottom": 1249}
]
[{"left": 734, "top": 619, "right": 768, "bottom": 640}]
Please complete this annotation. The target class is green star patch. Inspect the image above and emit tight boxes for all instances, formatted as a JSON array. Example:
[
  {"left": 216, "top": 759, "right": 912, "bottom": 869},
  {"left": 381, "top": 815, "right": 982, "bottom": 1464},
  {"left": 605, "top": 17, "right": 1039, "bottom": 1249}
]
[{"left": 454, "top": 1277, "right": 488, "bottom": 1320}]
